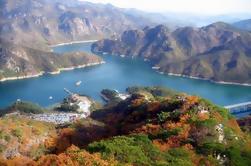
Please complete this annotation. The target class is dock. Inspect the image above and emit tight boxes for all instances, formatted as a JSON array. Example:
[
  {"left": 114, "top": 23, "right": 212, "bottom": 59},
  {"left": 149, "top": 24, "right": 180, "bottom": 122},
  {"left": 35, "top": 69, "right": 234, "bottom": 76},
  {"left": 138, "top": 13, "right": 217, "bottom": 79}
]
[{"left": 224, "top": 101, "right": 251, "bottom": 114}]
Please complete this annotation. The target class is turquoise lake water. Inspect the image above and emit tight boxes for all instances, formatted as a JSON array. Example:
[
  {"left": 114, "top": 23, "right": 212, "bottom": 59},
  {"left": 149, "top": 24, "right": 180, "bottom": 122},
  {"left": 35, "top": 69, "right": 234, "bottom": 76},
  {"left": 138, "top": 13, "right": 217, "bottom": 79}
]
[{"left": 0, "top": 42, "right": 250, "bottom": 109}]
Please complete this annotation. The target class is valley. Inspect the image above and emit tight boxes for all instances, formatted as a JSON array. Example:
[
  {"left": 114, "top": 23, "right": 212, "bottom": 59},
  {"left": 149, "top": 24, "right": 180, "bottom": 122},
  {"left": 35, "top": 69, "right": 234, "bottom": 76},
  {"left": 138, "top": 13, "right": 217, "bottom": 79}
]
[
  {"left": 0, "top": 0, "right": 251, "bottom": 165},
  {"left": 0, "top": 42, "right": 250, "bottom": 109}
]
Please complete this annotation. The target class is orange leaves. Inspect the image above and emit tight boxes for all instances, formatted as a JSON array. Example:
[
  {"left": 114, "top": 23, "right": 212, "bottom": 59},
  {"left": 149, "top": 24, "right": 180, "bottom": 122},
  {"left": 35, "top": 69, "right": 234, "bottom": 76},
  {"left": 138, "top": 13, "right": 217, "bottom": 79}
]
[
  {"left": 44, "top": 137, "right": 57, "bottom": 149},
  {"left": 153, "top": 139, "right": 170, "bottom": 151},
  {"left": 180, "top": 114, "right": 191, "bottom": 123},
  {"left": 211, "top": 111, "right": 224, "bottom": 123},
  {"left": 59, "top": 128, "right": 75, "bottom": 138},
  {"left": 181, "top": 96, "right": 199, "bottom": 112},
  {"left": 179, "top": 125, "right": 191, "bottom": 140},
  {"left": 183, "top": 143, "right": 194, "bottom": 151},
  {"left": 226, "top": 119, "right": 242, "bottom": 135},
  {"left": 165, "top": 136, "right": 181, "bottom": 149},
  {"left": 197, "top": 112, "right": 210, "bottom": 121},
  {"left": 0, "top": 156, "right": 37, "bottom": 166},
  {"left": 54, "top": 128, "right": 75, "bottom": 153},
  {"left": 134, "top": 124, "right": 161, "bottom": 135},
  {"left": 163, "top": 122, "right": 182, "bottom": 130},
  {"left": 186, "top": 96, "right": 199, "bottom": 105},
  {"left": 36, "top": 154, "right": 73, "bottom": 166},
  {"left": 65, "top": 145, "right": 116, "bottom": 166},
  {"left": 35, "top": 145, "right": 115, "bottom": 166},
  {"left": 44, "top": 128, "right": 75, "bottom": 153}
]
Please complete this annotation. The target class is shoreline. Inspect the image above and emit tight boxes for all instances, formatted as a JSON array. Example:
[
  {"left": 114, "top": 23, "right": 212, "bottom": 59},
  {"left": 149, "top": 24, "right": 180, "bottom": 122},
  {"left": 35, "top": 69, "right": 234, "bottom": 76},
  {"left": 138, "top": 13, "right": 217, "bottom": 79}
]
[
  {"left": 49, "top": 40, "right": 98, "bottom": 47},
  {"left": 0, "top": 72, "right": 45, "bottom": 82},
  {"left": 97, "top": 51, "right": 251, "bottom": 87},
  {"left": 47, "top": 61, "right": 106, "bottom": 75},
  {"left": 0, "top": 61, "right": 105, "bottom": 82},
  {"left": 164, "top": 72, "right": 251, "bottom": 87}
]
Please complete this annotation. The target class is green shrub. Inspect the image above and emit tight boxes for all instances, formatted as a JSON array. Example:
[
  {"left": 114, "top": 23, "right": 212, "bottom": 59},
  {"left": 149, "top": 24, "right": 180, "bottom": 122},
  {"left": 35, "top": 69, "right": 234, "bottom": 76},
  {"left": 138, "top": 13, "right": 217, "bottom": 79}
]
[
  {"left": 163, "top": 148, "right": 194, "bottom": 166},
  {"left": 11, "top": 128, "right": 22, "bottom": 139},
  {"left": 0, "top": 144, "right": 6, "bottom": 153},
  {"left": 12, "top": 101, "right": 45, "bottom": 114},
  {"left": 197, "top": 142, "right": 225, "bottom": 156},
  {"left": 226, "top": 146, "right": 251, "bottom": 166},
  {"left": 0, "top": 130, "right": 4, "bottom": 139},
  {"left": 126, "top": 86, "right": 178, "bottom": 97},
  {"left": 29, "top": 144, "right": 49, "bottom": 159},
  {"left": 87, "top": 134, "right": 164, "bottom": 165},
  {"left": 4, "top": 135, "right": 11, "bottom": 142},
  {"left": 150, "top": 128, "right": 181, "bottom": 140},
  {"left": 0, "top": 130, "right": 11, "bottom": 142},
  {"left": 157, "top": 111, "right": 170, "bottom": 123}
]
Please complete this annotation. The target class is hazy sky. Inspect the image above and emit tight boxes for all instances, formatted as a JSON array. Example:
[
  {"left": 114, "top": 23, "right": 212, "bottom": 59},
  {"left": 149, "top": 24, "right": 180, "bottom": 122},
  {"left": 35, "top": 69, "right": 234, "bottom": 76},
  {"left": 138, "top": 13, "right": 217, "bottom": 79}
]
[{"left": 81, "top": 0, "right": 251, "bottom": 15}]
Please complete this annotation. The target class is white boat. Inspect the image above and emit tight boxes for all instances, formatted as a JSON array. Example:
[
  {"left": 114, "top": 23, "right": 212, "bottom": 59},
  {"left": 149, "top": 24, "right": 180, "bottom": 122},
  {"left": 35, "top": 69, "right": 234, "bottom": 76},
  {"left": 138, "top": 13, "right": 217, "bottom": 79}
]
[
  {"left": 76, "top": 81, "right": 82, "bottom": 86},
  {"left": 152, "top": 66, "right": 160, "bottom": 70},
  {"left": 49, "top": 96, "right": 53, "bottom": 100}
]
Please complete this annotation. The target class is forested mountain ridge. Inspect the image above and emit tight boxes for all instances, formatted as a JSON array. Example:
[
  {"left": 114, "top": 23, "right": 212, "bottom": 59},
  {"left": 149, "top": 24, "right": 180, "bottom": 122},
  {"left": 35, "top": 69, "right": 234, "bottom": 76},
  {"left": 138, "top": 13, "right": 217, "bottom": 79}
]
[
  {"left": 92, "top": 22, "right": 251, "bottom": 84},
  {"left": 0, "top": 87, "right": 250, "bottom": 165}
]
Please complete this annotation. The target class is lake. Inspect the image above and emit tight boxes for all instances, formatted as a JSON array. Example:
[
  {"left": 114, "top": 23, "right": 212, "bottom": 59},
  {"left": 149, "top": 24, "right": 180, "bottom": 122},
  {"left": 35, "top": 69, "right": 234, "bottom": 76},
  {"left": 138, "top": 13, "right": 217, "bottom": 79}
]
[{"left": 0, "top": 42, "right": 251, "bottom": 110}]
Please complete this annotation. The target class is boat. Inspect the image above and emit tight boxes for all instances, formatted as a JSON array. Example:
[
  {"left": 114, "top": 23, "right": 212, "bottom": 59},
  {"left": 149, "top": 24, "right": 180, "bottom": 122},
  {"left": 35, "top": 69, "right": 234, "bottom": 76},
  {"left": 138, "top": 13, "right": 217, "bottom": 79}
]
[
  {"left": 76, "top": 81, "right": 82, "bottom": 86},
  {"left": 152, "top": 66, "right": 160, "bottom": 70},
  {"left": 49, "top": 96, "right": 53, "bottom": 100}
]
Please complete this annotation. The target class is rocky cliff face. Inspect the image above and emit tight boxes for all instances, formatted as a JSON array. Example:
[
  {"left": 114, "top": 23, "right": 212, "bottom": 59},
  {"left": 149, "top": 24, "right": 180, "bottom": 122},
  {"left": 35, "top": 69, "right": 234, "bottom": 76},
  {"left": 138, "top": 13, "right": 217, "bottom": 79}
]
[
  {"left": 92, "top": 22, "right": 251, "bottom": 84},
  {"left": 0, "top": 0, "right": 154, "bottom": 50}
]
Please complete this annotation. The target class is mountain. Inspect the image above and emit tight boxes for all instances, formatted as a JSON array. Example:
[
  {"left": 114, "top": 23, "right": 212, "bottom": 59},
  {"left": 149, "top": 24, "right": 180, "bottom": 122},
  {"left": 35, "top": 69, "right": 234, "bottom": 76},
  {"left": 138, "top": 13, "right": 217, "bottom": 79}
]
[
  {"left": 0, "top": 39, "right": 103, "bottom": 81},
  {"left": 0, "top": 0, "right": 155, "bottom": 50},
  {"left": 233, "top": 19, "right": 251, "bottom": 31},
  {"left": 0, "top": 86, "right": 251, "bottom": 165},
  {"left": 92, "top": 22, "right": 251, "bottom": 84}
]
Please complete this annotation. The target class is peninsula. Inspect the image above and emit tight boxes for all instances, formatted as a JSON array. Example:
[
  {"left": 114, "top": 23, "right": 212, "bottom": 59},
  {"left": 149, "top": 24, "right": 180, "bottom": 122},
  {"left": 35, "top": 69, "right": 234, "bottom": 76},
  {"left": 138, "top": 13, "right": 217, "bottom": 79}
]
[{"left": 0, "top": 40, "right": 104, "bottom": 82}]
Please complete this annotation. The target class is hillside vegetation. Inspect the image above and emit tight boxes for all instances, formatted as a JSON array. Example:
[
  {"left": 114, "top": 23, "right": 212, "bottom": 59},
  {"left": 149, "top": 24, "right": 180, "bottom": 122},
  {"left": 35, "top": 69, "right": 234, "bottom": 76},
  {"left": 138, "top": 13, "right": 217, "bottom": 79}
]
[
  {"left": 0, "top": 87, "right": 250, "bottom": 165},
  {"left": 0, "top": 40, "right": 103, "bottom": 80}
]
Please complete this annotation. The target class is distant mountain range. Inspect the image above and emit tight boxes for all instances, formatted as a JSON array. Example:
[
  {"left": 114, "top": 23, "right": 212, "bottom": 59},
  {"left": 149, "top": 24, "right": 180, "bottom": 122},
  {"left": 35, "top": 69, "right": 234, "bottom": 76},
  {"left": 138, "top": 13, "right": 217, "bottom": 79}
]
[
  {"left": 92, "top": 22, "right": 251, "bottom": 84},
  {"left": 233, "top": 19, "right": 251, "bottom": 31},
  {"left": 0, "top": 0, "right": 156, "bottom": 50},
  {"left": 1, "top": 0, "right": 251, "bottom": 84},
  {"left": 0, "top": 0, "right": 156, "bottom": 79}
]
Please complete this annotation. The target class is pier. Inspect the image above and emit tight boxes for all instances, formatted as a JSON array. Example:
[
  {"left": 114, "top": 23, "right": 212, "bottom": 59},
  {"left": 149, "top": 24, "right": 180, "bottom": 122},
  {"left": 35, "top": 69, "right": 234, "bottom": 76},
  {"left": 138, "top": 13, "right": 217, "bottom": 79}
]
[
  {"left": 64, "top": 88, "right": 74, "bottom": 96},
  {"left": 224, "top": 101, "right": 251, "bottom": 114}
]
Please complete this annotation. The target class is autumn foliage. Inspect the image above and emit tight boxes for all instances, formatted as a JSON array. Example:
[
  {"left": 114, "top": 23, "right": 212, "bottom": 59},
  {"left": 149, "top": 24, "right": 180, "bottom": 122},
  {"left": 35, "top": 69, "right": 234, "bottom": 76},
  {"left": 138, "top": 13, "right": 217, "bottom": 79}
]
[{"left": 1, "top": 87, "right": 251, "bottom": 165}]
